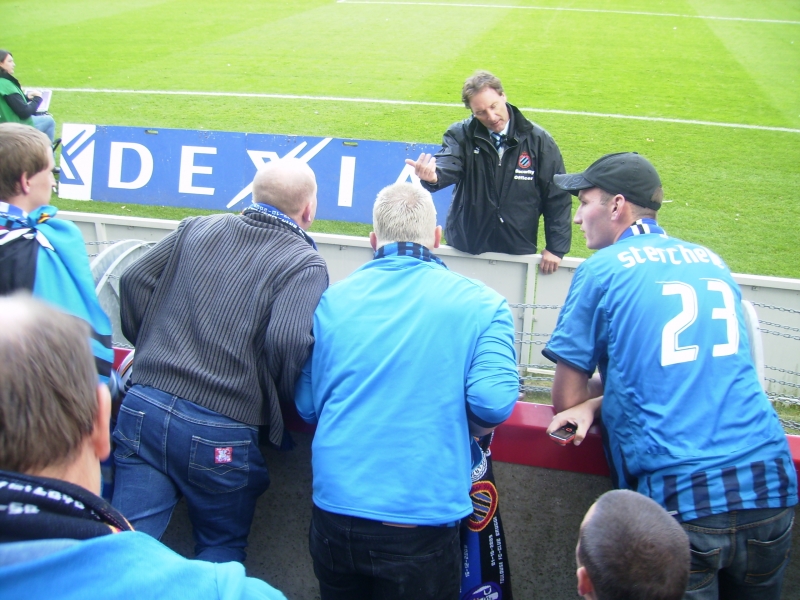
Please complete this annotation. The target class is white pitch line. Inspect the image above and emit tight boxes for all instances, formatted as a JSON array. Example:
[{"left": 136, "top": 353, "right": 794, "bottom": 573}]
[
  {"left": 336, "top": 0, "right": 800, "bottom": 25},
  {"left": 48, "top": 87, "right": 800, "bottom": 134}
]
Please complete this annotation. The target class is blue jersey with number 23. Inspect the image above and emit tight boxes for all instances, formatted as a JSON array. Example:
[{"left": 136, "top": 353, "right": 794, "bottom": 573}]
[{"left": 544, "top": 223, "right": 797, "bottom": 522}]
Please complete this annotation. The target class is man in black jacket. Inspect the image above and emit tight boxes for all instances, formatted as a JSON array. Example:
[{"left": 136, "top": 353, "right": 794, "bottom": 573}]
[{"left": 406, "top": 71, "right": 572, "bottom": 272}]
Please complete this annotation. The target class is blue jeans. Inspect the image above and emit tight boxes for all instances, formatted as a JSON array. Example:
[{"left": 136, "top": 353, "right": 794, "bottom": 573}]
[
  {"left": 309, "top": 505, "right": 461, "bottom": 600},
  {"left": 31, "top": 114, "right": 55, "bottom": 143},
  {"left": 111, "top": 385, "right": 270, "bottom": 563},
  {"left": 682, "top": 506, "right": 794, "bottom": 600}
]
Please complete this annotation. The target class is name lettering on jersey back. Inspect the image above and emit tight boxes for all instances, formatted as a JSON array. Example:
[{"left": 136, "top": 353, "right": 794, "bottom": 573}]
[{"left": 617, "top": 244, "right": 724, "bottom": 269}]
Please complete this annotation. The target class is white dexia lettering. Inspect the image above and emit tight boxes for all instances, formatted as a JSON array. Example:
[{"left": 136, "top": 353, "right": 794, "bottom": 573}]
[
  {"left": 338, "top": 156, "right": 357, "bottom": 207},
  {"left": 179, "top": 146, "right": 217, "bottom": 195},
  {"left": 108, "top": 142, "right": 154, "bottom": 190}
]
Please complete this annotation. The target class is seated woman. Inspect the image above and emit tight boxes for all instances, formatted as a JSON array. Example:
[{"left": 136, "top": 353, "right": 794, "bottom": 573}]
[{"left": 0, "top": 50, "right": 56, "bottom": 143}]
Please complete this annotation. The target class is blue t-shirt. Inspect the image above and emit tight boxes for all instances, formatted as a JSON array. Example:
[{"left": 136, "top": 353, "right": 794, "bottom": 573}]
[
  {"left": 295, "top": 242, "right": 519, "bottom": 525},
  {"left": 544, "top": 220, "right": 797, "bottom": 521}
]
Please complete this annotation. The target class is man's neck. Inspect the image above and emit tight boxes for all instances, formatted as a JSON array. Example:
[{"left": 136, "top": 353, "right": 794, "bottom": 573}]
[
  {"left": 0, "top": 200, "right": 29, "bottom": 216},
  {"left": 34, "top": 439, "right": 102, "bottom": 497},
  {"left": 614, "top": 218, "right": 662, "bottom": 244}
]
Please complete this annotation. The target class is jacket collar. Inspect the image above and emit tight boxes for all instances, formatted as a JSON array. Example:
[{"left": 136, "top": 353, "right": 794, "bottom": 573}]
[{"left": 0, "top": 69, "right": 22, "bottom": 89}]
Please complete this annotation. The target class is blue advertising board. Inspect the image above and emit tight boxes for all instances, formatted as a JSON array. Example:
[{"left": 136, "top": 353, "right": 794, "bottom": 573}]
[{"left": 58, "top": 124, "right": 452, "bottom": 224}]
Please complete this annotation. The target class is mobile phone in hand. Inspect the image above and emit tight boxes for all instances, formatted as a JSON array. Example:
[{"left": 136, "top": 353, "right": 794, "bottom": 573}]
[{"left": 549, "top": 422, "right": 577, "bottom": 445}]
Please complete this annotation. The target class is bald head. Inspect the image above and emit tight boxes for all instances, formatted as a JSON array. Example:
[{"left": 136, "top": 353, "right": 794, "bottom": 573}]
[
  {"left": 0, "top": 294, "right": 98, "bottom": 475},
  {"left": 252, "top": 158, "right": 318, "bottom": 229}
]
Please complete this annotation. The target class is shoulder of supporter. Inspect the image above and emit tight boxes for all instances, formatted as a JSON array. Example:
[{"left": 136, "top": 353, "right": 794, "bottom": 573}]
[{"left": 0, "top": 78, "right": 22, "bottom": 94}]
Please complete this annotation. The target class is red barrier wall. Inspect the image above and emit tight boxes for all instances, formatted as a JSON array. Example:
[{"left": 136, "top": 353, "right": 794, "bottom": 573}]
[
  {"left": 111, "top": 349, "right": 800, "bottom": 480},
  {"left": 492, "top": 401, "right": 800, "bottom": 482}
]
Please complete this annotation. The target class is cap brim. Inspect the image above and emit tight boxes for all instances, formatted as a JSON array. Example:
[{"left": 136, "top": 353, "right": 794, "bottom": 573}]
[{"left": 553, "top": 173, "right": 595, "bottom": 195}]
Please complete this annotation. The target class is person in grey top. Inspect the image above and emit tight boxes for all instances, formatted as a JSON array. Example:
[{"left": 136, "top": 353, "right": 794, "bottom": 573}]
[{"left": 111, "top": 158, "right": 328, "bottom": 564}]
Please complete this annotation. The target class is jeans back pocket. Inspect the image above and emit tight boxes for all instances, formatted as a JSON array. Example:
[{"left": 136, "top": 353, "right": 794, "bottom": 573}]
[
  {"left": 112, "top": 405, "right": 145, "bottom": 460},
  {"left": 744, "top": 514, "right": 794, "bottom": 584},
  {"left": 188, "top": 436, "right": 250, "bottom": 493}
]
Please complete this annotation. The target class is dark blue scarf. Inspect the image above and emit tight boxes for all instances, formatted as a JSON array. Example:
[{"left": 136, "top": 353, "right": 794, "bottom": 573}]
[
  {"left": 244, "top": 203, "right": 318, "bottom": 250},
  {"left": 373, "top": 242, "right": 447, "bottom": 267},
  {"left": 617, "top": 218, "right": 666, "bottom": 242}
]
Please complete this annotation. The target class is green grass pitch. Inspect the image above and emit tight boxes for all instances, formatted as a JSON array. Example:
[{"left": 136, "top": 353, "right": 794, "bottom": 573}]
[{"left": 3, "top": 0, "right": 799, "bottom": 277}]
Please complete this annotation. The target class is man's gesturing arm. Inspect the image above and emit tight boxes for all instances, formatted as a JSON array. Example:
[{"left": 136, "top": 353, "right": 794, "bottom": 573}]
[{"left": 410, "top": 125, "right": 467, "bottom": 193}]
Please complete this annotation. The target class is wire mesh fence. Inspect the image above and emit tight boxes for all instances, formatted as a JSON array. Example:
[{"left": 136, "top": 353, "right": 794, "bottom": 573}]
[{"left": 509, "top": 302, "right": 800, "bottom": 432}]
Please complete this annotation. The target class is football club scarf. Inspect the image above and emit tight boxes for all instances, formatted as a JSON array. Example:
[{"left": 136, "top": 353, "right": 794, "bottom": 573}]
[
  {"left": 245, "top": 203, "right": 318, "bottom": 250},
  {"left": 460, "top": 433, "right": 513, "bottom": 599},
  {"left": 0, "top": 204, "right": 113, "bottom": 378},
  {"left": 373, "top": 242, "right": 447, "bottom": 267},
  {"left": 617, "top": 218, "right": 665, "bottom": 242},
  {"left": 0, "top": 470, "right": 132, "bottom": 544}
]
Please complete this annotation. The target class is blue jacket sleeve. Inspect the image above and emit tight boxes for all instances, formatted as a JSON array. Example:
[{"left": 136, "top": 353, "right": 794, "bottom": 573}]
[
  {"left": 465, "top": 299, "right": 519, "bottom": 427},
  {"left": 294, "top": 353, "right": 317, "bottom": 424}
]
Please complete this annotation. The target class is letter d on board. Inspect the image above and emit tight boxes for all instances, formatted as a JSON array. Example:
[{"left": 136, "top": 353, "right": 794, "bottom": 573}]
[{"left": 108, "top": 142, "right": 154, "bottom": 189}]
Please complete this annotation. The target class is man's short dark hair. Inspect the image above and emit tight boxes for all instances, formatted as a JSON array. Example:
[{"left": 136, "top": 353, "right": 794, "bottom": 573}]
[
  {"left": 462, "top": 71, "right": 504, "bottom": 108},
  {"left": 0, "top": 123, "right": 51, "bottom": 199},
  {"left": 578, "top": 490, "right": 690, "bottom": 600},
  {"left": 597, "top": 189, "right": 658, "bottom": 220}
]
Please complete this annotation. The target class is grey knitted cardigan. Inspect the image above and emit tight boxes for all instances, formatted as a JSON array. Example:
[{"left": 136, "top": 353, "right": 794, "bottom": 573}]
[{"left": 119, "top": 211, "right": 329, "bottom": 446}]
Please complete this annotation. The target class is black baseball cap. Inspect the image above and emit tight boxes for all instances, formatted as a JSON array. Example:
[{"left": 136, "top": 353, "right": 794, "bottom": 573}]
[{"left": 553, "top": 152, "right": 663, "bottom": 211}]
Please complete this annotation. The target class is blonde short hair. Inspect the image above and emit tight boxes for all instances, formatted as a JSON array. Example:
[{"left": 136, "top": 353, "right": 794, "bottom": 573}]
[{"left": 372, "top": 183, "right": 437, "bottom": 248}]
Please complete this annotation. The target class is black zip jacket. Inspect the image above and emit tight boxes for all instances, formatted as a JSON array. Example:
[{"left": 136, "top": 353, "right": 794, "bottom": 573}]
[{"left": 422, "top": 103, "right": 572, "bottom": 256}]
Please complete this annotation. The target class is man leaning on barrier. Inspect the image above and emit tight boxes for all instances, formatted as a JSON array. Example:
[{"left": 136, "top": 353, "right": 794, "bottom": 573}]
[
  {"left": 0, "top": 294, "right": 286, "bottom": 599},
  {"left": 544, "top": 152, "right": 798, "bottom": 599},
  {"left": 112, "top": 158, "right": 329, "bottom": 564},
  {"left": 294, "top": 182, "right": 519, "bottom": 599}
]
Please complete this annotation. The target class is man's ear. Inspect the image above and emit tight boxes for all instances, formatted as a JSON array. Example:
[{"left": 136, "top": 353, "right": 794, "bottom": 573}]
[
  {"left": 299, "top": 202, "right": 314, "bottom": 229},
  {"left": 90, "top": 384, "right": 112, "bottom": 461},
  {"left": 369, "top": 232, "right": 378, "bottom": 251},
  {"left": 433, "top": 226, "right": 442, "bottom": 249},
  {"left": 18, "top": 172, "right": 30, "bottom": 195},
  {"left": 611, "top": 194, "right": 627, "bottom": 220},
  {"left": 577, "top": 565, "right": 595, "bottom": 598}
]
